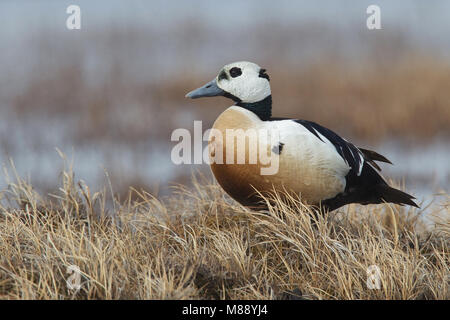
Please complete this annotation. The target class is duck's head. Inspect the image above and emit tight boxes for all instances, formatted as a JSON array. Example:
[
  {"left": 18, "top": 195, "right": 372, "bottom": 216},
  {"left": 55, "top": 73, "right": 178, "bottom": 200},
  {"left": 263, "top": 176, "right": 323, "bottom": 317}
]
[{"left": 186, "top": 61, "right": 271, "bottom": 105}]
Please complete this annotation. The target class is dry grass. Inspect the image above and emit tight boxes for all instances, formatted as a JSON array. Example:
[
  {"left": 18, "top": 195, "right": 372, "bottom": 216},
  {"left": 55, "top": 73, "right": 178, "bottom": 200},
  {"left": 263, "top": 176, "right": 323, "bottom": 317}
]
[{"left": 0, "top": 161, "right": 448, "bottom": 300}]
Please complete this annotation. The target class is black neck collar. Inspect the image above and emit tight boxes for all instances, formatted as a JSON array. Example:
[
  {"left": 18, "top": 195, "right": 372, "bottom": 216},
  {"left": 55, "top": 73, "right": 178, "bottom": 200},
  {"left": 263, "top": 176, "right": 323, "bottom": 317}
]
[{"left": 236, "top": 95, "right": 272, "bottom": 121}]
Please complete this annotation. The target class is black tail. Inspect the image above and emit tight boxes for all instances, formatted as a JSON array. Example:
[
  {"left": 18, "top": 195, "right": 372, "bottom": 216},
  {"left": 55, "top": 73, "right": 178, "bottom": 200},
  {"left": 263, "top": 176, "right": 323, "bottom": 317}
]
[
  {"left": 358, "top": 149, "right": 418, "bottom": 208},
  {"left": 374, "top": 185, "right": 419, "bottom": 208},
  {"left": 321, "top": 161, "right": 419, "bottom": 212}
]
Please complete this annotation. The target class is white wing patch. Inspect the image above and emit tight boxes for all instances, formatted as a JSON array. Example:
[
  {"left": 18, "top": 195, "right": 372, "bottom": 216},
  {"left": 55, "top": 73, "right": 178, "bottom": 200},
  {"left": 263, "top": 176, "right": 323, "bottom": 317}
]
[
  {"left": 265, "top": 120, "right": 350, "bottom": 186},
  {"left": 289, "top": 119, "right": 365, "bottom": 177}
]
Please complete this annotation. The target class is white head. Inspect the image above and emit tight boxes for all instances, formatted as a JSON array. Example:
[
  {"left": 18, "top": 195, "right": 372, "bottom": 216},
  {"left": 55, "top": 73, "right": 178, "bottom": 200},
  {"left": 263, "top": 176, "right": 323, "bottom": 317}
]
[{"left": 186, "top": 61, "right": 271, "bottom": 104}]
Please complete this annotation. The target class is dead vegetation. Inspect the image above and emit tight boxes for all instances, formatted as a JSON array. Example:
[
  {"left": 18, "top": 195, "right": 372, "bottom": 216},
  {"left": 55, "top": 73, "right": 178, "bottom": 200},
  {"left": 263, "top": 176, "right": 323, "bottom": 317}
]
[{"left": 0, "top": 162, "right": 448, "bottom": 300}]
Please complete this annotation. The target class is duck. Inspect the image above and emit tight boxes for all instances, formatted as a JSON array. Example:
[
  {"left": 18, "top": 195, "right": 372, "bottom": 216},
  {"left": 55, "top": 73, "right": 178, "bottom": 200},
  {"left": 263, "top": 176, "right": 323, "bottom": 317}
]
[{"left": 185, "top": 61, "right": 418, "bottom": 212}]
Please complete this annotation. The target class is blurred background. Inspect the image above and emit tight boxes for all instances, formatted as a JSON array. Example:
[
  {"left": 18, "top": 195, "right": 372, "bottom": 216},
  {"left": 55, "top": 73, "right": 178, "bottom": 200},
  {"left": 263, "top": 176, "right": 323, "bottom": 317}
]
[{"left": 0, "top": 0, "right": 449, "bottom": 205}]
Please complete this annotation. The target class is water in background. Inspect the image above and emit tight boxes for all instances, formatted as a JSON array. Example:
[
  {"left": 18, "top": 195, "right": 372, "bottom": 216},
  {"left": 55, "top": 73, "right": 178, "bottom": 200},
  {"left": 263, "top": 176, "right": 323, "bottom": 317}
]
[{"left": 0, "top": 0, "right": 448, "bottom": 210}]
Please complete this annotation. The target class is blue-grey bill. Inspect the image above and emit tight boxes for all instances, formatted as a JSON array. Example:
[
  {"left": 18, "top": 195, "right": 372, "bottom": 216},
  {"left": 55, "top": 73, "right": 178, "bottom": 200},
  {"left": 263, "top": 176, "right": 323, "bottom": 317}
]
[{"left": 185, "top": 79, "right": 224, "bottom": 99}]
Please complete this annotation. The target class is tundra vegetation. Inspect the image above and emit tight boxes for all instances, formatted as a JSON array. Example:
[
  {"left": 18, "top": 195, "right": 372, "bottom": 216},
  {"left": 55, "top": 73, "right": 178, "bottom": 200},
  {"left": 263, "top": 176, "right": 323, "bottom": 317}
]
[{"left": 0, "top": 160, "right": 448, "bottom": 299}]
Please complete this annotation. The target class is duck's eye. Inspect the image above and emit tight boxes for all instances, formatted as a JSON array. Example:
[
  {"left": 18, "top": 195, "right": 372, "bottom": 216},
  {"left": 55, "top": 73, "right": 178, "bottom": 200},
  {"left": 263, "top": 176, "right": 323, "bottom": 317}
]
[{"left": 229, "top": 67, "right": 242, "bottom": 78}]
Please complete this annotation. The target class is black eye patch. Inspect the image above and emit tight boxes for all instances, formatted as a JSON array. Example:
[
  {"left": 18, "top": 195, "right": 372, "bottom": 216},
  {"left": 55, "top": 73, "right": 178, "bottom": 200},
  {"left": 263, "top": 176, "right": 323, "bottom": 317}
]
[
  {"left": 259, "top": 68, "right": 270, "bottom": 81},
  {"left": 218, "top": 69, "right": 228, "bottom": 81},
  {"left": 229, "top": 67, "right": 242, "bottom": 78}
]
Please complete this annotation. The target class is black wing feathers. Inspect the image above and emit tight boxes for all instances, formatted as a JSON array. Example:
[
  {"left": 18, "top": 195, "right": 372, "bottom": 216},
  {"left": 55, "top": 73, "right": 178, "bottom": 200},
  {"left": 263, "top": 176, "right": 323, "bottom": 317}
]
[
  {"left": 293, "top": 120, "right": 363, "bottom": 175},
  {"left": 269, "top": 117, "right": 418, "bottom": 210},
  {"left": 358, "top": 147, "right": 392, "bottom": 171}
]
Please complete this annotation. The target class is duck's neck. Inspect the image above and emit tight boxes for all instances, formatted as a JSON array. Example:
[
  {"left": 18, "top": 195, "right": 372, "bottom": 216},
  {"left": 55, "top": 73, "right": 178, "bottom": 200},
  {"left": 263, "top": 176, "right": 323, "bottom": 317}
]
[{"left": 236, "top": 95, "right": 272, "bottom": 121}]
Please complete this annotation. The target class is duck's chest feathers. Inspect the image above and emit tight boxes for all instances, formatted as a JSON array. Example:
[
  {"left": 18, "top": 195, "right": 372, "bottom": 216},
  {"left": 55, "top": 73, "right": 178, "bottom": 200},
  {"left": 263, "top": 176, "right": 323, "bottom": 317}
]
[{"left": 208, "top": 106, "right": 350, "bottom": 205}]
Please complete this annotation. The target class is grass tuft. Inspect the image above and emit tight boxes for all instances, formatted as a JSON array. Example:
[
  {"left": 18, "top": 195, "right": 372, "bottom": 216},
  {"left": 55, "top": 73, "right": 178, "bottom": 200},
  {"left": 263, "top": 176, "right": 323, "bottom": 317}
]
[{"left": 0, "top": 163, "right": 448, "bottom": 300}]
